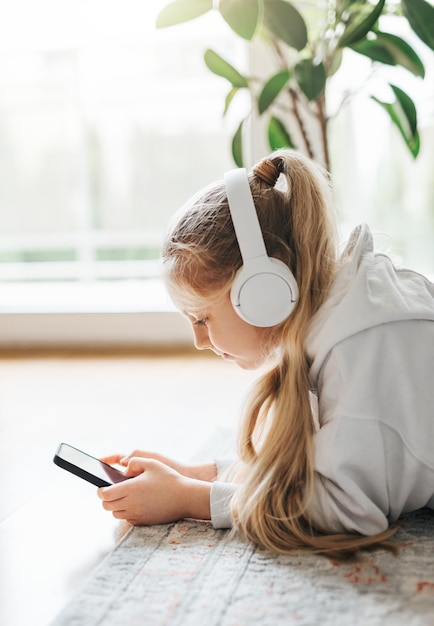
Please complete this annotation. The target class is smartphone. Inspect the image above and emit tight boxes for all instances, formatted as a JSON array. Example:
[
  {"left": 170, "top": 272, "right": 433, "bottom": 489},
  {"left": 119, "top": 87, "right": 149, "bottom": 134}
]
[{"left": 53, "top": 443, "right": 130, "bottom": 488}]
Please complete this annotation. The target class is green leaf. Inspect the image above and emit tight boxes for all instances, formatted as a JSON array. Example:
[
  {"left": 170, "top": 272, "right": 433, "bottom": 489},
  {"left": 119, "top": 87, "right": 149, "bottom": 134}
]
[
  {"left": 268, "top": 116, "right": 294, "bottom": 150},
  {"left": 294, "top": 59, "right": 326, "bottom": 101},
  {"left": 263, "top": 0, "right": 308, "bottom": 51},
  {"left": 224, "top": 87, "right": 239, "bottom": 115},
  {"left": 402, "top": 0, "right": 434, "bottom": 51},
  {"left": 391, "top": 84, "right": 417, "bottom": 135},
  {"left": 258, "top": 70, "right": 291, "bottom": 114},
  {"left": 232, "top": 120, "right": 244, "bottom": 166},
  {"left": 156, "top": 0, "right": 212, "bottom": 28},
  {"left": 351, "top": 34, "right": 425, "bottom": 78},
  {"left": 329, "top": 49, "right": 343, "bottom": 77},
  {"left": 376, "top": 32, "right": 425, "bottom": 77},
  {"left": 372, "top": 84, "right": 420, "bottom": 158},
  {"left": 219, "top": 0, "right": 259, "bottom": 40},
  {"left": 351, "top": 38, "right": 396, "bottom": 65},
  {"left": 338, "top": 0, "right": 386, "bottom": 48},
  {"left": 204, "top": 49, "right": 249, "bottom": 88}
]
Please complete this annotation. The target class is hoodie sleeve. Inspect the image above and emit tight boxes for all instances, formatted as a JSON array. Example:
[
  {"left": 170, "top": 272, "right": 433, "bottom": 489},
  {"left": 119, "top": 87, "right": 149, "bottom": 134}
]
[
  {"left": 210, "top": 481, "right": 238, "bottom": 528},
  {"left": 209, "top": 457, "right": 238, "bottom": 529},
  {"left": 308, "top": 320, "right": 434, "bottom": 536},
  {"left": 309, "top": 419, "right": 390, "bottom": 535}
]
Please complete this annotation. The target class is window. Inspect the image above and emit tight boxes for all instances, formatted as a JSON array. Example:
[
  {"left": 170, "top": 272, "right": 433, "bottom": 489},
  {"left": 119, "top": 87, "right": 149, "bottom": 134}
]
[
  {"left": 0, "top": 0, "right": 242, "bottom": 286},
  {"left": 0, "top": 1, "right": 246, "bottom": 345},
  {"left": 0, "top": 2, "right": 432, "bottom": 347}
]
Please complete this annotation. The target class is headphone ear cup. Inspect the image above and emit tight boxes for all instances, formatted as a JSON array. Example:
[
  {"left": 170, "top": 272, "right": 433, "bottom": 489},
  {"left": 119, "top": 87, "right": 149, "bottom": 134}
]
[{"left": 231, "top": 257, "right": 298, "bottom": 327}]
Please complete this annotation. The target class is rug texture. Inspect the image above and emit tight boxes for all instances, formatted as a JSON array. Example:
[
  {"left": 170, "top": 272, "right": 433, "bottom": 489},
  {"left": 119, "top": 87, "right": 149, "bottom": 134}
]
[{"left": 52, "top": 431, "right": 434, "bottom": 626}]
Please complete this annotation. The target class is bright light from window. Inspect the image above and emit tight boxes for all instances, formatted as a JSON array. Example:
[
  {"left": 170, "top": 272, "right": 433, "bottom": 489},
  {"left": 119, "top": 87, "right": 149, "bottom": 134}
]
[{"left": 0, "top": 0, "right": 245, "bottom": 282}]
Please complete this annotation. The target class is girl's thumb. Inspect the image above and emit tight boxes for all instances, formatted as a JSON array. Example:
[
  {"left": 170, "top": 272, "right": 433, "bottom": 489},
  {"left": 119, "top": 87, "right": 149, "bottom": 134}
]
[{"left": 125, "top": 457, "right": 147, "bottom": 477}]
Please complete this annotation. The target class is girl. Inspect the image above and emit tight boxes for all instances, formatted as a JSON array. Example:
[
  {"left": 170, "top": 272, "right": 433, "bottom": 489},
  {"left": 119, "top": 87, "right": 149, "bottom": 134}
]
[{"left": 98, "top": 150, "right": 434, "bottom": 556}]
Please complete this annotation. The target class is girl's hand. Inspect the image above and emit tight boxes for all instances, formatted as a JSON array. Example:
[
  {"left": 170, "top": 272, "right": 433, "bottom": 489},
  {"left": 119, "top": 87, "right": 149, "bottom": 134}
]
[
  {"left": 97, "top": 457, "right": 211, "bottom": 525},
  {"left": 101, "top": 450, "right": 217, "bottom": 482}
]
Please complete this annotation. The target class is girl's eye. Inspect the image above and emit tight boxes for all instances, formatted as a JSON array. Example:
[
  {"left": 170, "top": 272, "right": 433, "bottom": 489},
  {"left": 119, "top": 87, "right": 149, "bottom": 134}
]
[{"left": 194, "top": 317, "right": 208, "bottom": 327}]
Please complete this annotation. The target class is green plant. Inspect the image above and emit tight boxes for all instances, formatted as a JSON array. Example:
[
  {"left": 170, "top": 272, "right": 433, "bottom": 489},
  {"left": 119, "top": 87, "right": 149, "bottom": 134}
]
[{"left": 156, "top": 0, "right": 434, "bottom": 169}]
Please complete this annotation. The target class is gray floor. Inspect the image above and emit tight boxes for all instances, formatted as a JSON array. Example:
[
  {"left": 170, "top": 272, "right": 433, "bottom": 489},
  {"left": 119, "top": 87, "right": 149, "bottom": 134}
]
[{"left": 0, "top": 350, "right": 257, "bottom": 626}]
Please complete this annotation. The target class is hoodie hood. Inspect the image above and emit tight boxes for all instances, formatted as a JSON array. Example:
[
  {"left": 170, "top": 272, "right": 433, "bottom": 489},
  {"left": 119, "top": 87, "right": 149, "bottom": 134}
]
[{"left": 306, "top": 224, "right": 434, "bottom": 384}]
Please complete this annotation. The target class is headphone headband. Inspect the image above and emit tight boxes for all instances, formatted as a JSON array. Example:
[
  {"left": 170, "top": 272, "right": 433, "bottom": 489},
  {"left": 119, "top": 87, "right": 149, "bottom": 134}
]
[{"left": 223, "top": 169, "right": 267, "bottom": 261}]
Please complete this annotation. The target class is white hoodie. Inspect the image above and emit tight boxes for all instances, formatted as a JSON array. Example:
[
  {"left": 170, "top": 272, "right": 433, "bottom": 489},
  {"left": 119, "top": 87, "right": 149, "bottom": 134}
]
[{"left": 210, "top": 224, "right": 434, "bottom": 535}]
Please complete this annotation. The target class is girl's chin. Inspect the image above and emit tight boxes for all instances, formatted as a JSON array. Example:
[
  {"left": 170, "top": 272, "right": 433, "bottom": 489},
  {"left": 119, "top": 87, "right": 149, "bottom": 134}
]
[{"left": 233, "top": 356, "right": 266, "bottom": 371}]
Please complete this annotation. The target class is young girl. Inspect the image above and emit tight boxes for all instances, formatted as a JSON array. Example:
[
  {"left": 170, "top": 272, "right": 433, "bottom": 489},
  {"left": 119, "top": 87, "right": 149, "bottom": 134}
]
[{"left": 98, "top": 150, "right": 434, "bottom": 556}]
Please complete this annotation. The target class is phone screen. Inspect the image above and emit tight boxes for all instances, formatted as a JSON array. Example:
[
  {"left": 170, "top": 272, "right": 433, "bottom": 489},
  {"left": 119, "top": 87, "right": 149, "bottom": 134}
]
[{"left": 54, "top": 443, "right": 130, "bottom": 488}]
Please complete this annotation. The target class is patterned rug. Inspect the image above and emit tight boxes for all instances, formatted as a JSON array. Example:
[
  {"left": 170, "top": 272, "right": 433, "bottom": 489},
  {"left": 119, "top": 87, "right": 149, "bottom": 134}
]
[
  {"left": 51, "top": 511, "right": 434, "bottom": 625},
  {"left": 52, "top": 430, "right": 434, "bottom": 626}
]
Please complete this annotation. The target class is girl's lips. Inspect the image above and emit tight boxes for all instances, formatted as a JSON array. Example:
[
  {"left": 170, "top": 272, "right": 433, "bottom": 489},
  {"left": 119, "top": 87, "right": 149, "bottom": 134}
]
[{"left": 212, "top": 349, "right": 234, "bottom": 361}]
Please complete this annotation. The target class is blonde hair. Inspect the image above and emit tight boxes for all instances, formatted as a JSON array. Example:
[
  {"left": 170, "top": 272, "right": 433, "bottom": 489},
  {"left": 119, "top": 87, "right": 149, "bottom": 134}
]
[{"left": 163, "top": 150, "right": 396, "bottom": 557}]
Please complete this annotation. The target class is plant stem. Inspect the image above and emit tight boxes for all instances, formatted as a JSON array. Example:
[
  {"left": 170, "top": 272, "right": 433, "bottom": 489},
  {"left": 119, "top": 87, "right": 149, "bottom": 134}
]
[
  {"left": 317, "top": 93, "right": 330, "bottom": 172},
  {"left": 271, "top": 38, "right": 316, "bottom": 162},
  {"left": 288, "top": 87, "right": 315, "bottom": 160}
]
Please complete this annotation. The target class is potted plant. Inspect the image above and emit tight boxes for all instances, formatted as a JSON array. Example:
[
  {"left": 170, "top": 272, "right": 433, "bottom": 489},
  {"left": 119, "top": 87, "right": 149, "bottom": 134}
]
[{"left": 156, "top": 0, "right": 433, "bottom": 170}]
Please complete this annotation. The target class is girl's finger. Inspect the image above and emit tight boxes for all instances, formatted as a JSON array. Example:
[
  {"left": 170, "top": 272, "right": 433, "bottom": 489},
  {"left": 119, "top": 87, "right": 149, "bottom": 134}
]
[
  {"left": 97, "top": 483, "right": 129, "bottom": 502},
  {"left": 125, "top": 457, "right": 150, "bottom": 477},
  {"left": 112, "top": 510, "right": 129, "bottom": 520},
  {"left": 100, "top": 454, "right": 126, "bottom": 465}
]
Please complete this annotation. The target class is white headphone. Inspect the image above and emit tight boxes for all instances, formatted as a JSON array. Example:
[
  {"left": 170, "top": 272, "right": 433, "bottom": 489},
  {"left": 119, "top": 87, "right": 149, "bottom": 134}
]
[{"left": 224, "top": 167, "right": 299, "bottom": 327}]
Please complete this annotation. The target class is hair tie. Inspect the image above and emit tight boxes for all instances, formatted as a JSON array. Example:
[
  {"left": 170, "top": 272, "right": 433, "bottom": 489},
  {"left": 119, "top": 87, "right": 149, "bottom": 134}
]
[{"left": 252, "top": 158, "right": 283, "bottom": 187}]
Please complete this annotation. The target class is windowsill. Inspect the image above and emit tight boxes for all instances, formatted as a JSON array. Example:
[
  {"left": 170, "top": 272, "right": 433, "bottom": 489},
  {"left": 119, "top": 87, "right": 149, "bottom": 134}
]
[
  {"left": 0, "top": 279, "right": 173, "bottom": 314},
  {"left": 0, "top": 280, "right": 193, "bottom": 349}
]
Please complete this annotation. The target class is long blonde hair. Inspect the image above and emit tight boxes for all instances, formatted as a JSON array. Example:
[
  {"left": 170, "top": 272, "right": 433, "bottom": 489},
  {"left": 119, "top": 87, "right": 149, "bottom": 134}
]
[{"left": 163, "top": 150, "right": 395, "bottom": 557}]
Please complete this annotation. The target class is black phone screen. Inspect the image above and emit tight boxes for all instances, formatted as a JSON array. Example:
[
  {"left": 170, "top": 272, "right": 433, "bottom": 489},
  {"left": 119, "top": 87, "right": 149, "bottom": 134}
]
[{"left": 53, "top": 443, "right": 130, "bottom": 488}]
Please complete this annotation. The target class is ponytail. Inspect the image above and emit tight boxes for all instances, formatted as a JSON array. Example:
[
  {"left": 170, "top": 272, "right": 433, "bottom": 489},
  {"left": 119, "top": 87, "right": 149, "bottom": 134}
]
[{"left": 231, "top": 151, "right": 396, "bottom": 556}]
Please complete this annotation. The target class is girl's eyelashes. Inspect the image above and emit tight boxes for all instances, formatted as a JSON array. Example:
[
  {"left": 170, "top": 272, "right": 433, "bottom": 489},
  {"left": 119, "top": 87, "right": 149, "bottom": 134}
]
[
  {"left": 193, "top": 317, "right": 208, "bottom": 327},
  {"left": 182, "top": 310, "right": 208, "bottom": 326}
]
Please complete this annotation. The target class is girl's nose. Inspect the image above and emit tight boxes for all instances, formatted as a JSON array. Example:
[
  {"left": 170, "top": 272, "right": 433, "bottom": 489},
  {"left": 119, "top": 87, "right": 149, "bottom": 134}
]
[{"left": 192, "top": 325, "right": 211, "bottom": 351}]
